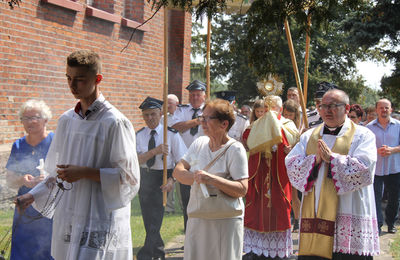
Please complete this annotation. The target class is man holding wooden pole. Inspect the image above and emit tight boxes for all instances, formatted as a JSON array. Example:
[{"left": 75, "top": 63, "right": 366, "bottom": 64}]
[{"left": 136, "top": 97, "right": 187, "bottom": 260}]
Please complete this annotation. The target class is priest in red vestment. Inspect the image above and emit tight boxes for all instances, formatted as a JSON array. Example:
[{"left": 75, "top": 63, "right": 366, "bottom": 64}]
[{"left": 243, "top": 95, "right": 299, "bottom": 259}]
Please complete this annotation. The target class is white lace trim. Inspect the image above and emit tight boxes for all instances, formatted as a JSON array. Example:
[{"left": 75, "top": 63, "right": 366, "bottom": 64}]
[
  {"left": 331, "top": 154, "right": 372, "bottom": 195},
  {"left": 334, "top": 214, "right": 380, "bottom": 255},
  {"left": 286, "top": 154, "right": 316, "bottom": 194},
  {"left": 243, "top": 228, "right": 293, "bottom": 258}
]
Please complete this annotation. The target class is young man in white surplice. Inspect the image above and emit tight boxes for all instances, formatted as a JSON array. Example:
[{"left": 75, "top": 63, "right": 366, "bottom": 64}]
[{"left": 16, "top": 50, "right": 140, "bottom": 260}]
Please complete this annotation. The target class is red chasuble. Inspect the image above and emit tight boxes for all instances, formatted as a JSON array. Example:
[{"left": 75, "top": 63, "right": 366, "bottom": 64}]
[{"left": 243, "top": 117, "right": 292, "bottom": 233}]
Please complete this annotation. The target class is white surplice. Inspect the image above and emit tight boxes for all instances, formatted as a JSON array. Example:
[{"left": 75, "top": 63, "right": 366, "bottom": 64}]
[
  {"left": 29, "top": 95, "right": 140, "bottom": 260},
  {"left": 285, "top": 118, "right": 380, "bottom": 256}
]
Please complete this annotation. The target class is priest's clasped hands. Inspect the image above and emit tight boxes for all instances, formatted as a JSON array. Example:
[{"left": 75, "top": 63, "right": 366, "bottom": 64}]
[{"left": 316, "top": 139, "right": 332, "bottom": 164}]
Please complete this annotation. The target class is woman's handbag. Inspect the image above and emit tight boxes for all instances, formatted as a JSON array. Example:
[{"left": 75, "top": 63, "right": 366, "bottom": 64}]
[{"left": 187, "top": 141, "right": 243, "bottom": 219}]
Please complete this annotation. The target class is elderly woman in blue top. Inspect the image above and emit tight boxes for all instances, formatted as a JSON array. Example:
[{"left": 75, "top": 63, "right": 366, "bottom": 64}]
[{"left": 6, "top": 99, "right": 54, "bottom": 260}]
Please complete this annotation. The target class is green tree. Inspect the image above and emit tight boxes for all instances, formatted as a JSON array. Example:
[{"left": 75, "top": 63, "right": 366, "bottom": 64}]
[
  {"left": 380, "top": 62, "right": 400, "bottom": 108},
  {"left": 199, "top": 10, "right": 374, "bottom": 106},
  {"left": 184, "top": 0, "right": 383, "bottom": 106},
  {"left": 343, "top": 0, "right": 400, "bottom": 103},
  {"left": 190, "top": 20, "right": 228, "bottom": 94}
]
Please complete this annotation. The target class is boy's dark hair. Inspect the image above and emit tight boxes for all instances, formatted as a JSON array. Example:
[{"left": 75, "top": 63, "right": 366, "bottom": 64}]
[{"left": 67, "top": 50, "right": 101, "bottom": 75}]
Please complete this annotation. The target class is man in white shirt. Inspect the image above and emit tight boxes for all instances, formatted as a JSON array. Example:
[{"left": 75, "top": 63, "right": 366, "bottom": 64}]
[
  {"left": 161, "top": 94, "right": 180, "bottom": 127},
  {"left": 16, "top": 50, "right": 140, "bottom": 260},
  {"left": 161, "top": 93, "right": 183, "bottom": 213},
  {"left": 136, "top": 96, "right": 187, "bottom": 260},
  {"left": 172, "top": 80, "right": 206, "bottom": 232}
]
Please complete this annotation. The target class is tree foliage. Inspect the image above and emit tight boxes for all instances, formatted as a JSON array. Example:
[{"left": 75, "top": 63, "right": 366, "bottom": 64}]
[
  {"left": 380, "top": 62, "right": 400, "bottom": 108},
  {"left": 150, "top": 0, "right": 365, "bottom": 25},
  {"left": 150, "top": 0, "right": 392, "bottom": 106},
  {"left": 196, "top": 8, "right": 375, "bottom": 106},
  {"left": 343, "top": 0, "right": 400, "bottom": 58},
  {"left": 343, "top": 0, "right": 400, "bottom": 106}
]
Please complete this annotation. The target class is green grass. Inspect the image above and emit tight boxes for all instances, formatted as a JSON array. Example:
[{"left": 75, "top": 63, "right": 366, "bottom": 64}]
[
  {"left": 391, "top": 233, "right": 400, "bottom": 259},
  {"left": 0, "top": 194, "right": 184, "bottom": 258},
  {"left": 131, "top": 195, "right": 184, "bottom": 255},
  {"left": 0, "top": 209, "right": 13, "bottom": 259}
]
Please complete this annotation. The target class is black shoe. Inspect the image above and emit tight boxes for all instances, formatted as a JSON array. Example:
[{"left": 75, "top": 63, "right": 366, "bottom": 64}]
[
  {"left": 388, "top": 226, "right": 397, "bottom": 234},
  {"left": 379, "top": 228, "right": 382, "bottom": 236}
]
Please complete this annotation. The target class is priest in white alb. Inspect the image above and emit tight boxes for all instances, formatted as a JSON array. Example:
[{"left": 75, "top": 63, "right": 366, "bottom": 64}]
[
  {"left": 285, "top": 88, "right": 379, "bottom": 260},
  {"left": 16, "top": 50, "right": 140, "bottom": 260}
]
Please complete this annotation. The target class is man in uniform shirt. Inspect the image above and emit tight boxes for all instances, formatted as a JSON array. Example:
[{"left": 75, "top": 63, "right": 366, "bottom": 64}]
[
  {"left": 307, "top": 81, "right": 338, "bottom": 128},
  {"left": 161, "top": 94, "right": 180, "bottom": 127},
  {"left": 136, "top": 97, "right": 187, "bottom": 260},
  {"left": 215, "top": 90, "right": 249, "bottom": 141},
  {"left": 172, "top": 80, "right": 206, "bottom": 232},
  {"left": 161, "top": 93, "right": 182, "bottom": 213}
]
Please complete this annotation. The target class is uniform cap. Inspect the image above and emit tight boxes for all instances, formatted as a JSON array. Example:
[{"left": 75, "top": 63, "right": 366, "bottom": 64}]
[
  {"left": 315, "top": 81, "right": 338, "bottom": 99},
  {"left": 139, "top": 96, "right": 163, "bottom": 110},
  {"left": 214, "top": 90, "right": 236, "bottom": 102},
  {"left": 186, "top": 80, "right": 206, "bottom": 91}
]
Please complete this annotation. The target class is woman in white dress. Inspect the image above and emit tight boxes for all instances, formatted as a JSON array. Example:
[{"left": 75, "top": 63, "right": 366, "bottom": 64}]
[{"left": 173, "top": 98, "right": 249, "bottom": 260}]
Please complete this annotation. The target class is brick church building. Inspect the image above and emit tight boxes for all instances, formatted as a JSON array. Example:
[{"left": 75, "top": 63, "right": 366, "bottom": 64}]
[{"left": 0, "top": 0, "right": 192, "bottom": 148}]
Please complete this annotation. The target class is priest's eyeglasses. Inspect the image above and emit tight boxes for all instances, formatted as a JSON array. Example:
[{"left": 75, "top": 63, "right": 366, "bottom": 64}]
[
  {"left": 318, "top": 103, "right": 345, "bottom": 111},
  {"left": 198, "top": 115, "right": 218, "bottom": 123}
]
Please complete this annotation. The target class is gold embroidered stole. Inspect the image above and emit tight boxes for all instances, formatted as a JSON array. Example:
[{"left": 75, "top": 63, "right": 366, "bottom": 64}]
[{"left": 299, "top": 121, "right": 356, "bottom": 259}]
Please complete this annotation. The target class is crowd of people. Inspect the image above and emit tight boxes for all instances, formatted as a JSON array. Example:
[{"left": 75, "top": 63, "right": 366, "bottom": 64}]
[{"left": 6, "top": 50, "right": 400, "bottom": 260}]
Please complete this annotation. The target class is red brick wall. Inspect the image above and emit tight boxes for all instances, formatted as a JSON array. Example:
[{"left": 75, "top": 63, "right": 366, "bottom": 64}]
[
  {"left": 0, "top": 0, "right": 192, "bottom": 144},
  {"left": 124, "top": 0, "right": 144, "bottom": 22},
  {"left": 93, "top": 0, "right": 115, "bottom": 13}
]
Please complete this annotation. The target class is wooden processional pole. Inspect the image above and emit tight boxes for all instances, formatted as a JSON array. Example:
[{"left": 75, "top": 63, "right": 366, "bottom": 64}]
[
  {"left": 162, "top": 7, "right": 169, "bottom": 207},
  {"left": 284, "top": 19, "right": 309, "bottom": 128},
  {"left": 206, "top": 17, "right": 211, "bottom": 99},
  {"left": 303, "top": 14, "right": 311, "bottom": 106}
]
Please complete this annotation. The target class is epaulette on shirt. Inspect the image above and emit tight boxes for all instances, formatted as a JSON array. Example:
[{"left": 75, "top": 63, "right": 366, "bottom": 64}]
[
  {"left": 178, "top": 104, "right": 190, "bottom": 108},
  {"left": 307, "top": 111, "right": 318, "bottom": 117},
  {"left": 309, "top": 118, "right": 323, "bottom": 127},
  {"left": 237, "top": 113, "right": 248, "bottom": 120},
  {"left": 168, "top": 127, "right": 178, "bottom": 133},
  {"left": 136, "top": 127, "right": 145, "bottom": 134}
]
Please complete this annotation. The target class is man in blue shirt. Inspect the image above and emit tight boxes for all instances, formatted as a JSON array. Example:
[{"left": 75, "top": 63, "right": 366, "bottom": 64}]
[{"left": 367, "top": 98, "right": 400, "bottom": 234}]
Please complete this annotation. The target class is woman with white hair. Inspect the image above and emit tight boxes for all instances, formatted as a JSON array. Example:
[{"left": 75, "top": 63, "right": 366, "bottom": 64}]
[{"left": 6, "top": 99, "right": 54, "bottom": 259}]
